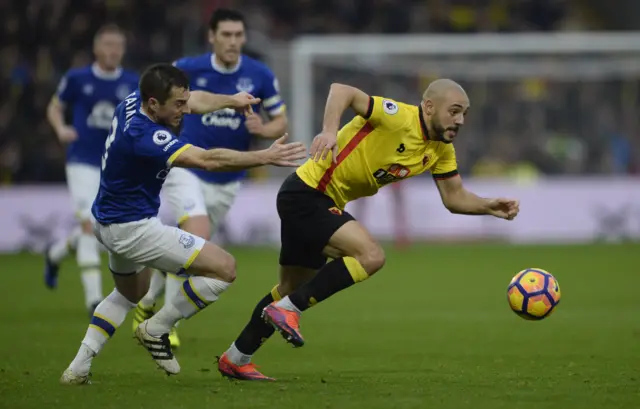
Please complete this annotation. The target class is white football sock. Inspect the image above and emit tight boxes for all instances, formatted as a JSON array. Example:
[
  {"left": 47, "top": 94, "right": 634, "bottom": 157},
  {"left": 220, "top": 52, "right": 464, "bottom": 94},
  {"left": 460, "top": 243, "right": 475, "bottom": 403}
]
[
  {"left": 275, "top": 296, "right": 302, "bottom": 314},
  {"left": 77, "top": 233, "right": 103, "bottom": 308},
  {"left": 145, "top": 276, "right": 231, "bottom": 337},
  {"left": 70, "top": 289, "right": 135, "bottom": 375},
  {"left": 165, "top": 273, "right": 185, "bottom": 300},
  {"left": 49, "top": 227, "right": 81, "bottom": 263},
  {"left": 67, "top": 227, "right": 81, "bottom": 250},
  {"left": 139, "top": 270, "right": 166, "bottom": 309},
  {"left": 164, "top": 273, "right": 186, "bottom": 327},
  {"left": 48, "top": 238, "right": 70, "bottom": 264},
  {"left": 80, "top": 268, "right": 103, "bottom": 308},
  {"left": 225, "top": 342, "right": 252, "bottom": 366}
]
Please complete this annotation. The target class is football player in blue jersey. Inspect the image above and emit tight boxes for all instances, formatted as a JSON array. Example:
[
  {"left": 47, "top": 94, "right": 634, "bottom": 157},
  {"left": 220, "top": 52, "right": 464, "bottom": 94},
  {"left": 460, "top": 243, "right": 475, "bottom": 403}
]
[
  {"left": 44, "top": 24, "right": 139, "bottom": 315},
  {"left": 60, "top": 63, "right": 306, "bottom": 385},
  {"left": 132, "top": 8, "right": 289, "bottom": 348}
]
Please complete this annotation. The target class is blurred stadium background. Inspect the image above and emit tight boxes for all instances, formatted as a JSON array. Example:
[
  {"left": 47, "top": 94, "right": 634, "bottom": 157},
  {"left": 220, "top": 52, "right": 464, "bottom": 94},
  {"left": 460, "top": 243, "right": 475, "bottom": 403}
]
[
  {"left": 1, "top": 1, "right": 638, "bottom": 408},
  {"left": 1, "top": 0, "right": 639, "bottom": 249}
]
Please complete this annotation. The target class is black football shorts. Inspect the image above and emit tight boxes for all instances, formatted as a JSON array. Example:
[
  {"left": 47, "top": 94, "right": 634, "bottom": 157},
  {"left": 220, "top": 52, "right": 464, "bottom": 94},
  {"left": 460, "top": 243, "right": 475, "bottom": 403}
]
[{"left": 276, "top": 172, "right": 355, "bottom": 270}]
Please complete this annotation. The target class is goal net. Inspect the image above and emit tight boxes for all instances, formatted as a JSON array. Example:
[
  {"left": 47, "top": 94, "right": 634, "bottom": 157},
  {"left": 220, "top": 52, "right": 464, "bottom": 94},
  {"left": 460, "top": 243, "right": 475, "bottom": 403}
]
[{"left": 290, "top": 33, "right": 640, "bottom": 177}]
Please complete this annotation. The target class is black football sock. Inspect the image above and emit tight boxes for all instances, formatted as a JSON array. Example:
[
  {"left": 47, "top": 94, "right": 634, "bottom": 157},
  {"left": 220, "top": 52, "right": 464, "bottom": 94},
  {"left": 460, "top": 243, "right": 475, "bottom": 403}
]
[
  {"left": 233, "top": 286, "right": 281, "bottom": 355},
  {"left": 288, "top": 257, "right": 369, "bottom": 312}
]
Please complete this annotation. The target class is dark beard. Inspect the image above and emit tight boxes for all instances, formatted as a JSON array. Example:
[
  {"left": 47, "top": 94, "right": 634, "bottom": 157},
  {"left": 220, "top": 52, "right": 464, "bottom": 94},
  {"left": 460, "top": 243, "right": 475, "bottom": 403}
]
[
  {"left": 431, "top": 120, "right": 449, "bottom": 143},
  {"left": 431, "top": 118, "right": 456, "bottom": 144}
]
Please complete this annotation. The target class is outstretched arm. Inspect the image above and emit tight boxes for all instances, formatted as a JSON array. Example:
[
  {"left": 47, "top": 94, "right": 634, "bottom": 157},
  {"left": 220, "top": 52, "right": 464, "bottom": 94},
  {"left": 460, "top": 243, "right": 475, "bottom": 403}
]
[
  {"left": 188, "top": 91, "right": 261, "bottom": 115},
  {"left": 170, "top": 134, "right": 306, "bottom": 172},
  {"left": 435, "top": 175, "right": 519, "bottom": 219}
]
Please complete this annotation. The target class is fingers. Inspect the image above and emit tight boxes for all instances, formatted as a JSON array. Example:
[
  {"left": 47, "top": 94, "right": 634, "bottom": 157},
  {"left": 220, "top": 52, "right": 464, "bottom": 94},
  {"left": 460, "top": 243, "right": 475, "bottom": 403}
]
[
  {"left": 273, "top": 133, "right": 288, "bottom": 145},
  {"left": 318, "top": 140, "right": 336, "bottom": 162},
  {"left": 310, "top": 136, "right": 327, "bottom": 162},
  {"left": 318, "top": 145, "right": 330, "bottom": 162},
  {"left": 313, "top": 144, "right": 325, "bottom": 162},
  {"left": 309, "top": 134, "right": 338, "bottom": 162},
  {"left": 276, "top": 143, "right": 307, "bottom": 162},
  {"left": 332, "top": 144, "right": 339, "bottom": 164},
  {"left": 309, "top": 137, "right": 320, "bottom": 159}
]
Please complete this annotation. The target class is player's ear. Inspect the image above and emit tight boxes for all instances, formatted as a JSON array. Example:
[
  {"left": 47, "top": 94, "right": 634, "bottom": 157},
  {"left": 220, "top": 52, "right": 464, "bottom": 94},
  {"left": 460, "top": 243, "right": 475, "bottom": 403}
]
[
  {"left": 148, "top": 97, "right": 160, "bottom": 112},
  {"left": 207, "top": 29, "right": 215, "bottom": 45},
  {"left": 423, "top": 99, "right": 434, "bottom": 116}
]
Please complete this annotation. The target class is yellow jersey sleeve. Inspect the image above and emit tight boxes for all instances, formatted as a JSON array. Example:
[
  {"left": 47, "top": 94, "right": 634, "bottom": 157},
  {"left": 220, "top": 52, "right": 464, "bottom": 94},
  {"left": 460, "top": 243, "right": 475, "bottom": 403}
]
[
  {"left": 364, "top": 96, "right": 408, "bottom": 131},
  {"left": 432, "top": 144, "right": 459, "bottom": 180}
]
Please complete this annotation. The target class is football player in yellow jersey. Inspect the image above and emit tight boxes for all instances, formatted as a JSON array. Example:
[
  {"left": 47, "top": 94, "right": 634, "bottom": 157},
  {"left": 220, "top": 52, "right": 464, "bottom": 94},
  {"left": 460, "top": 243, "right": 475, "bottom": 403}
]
[{"left": 216, "top": 79, "right": 520, "bottom": 381}]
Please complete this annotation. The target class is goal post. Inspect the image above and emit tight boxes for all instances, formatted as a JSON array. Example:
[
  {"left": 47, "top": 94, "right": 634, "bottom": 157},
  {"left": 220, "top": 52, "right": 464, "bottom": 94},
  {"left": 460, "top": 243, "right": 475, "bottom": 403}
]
[{"left": 290, "top": 32, "right": 640, "bottom": 146}]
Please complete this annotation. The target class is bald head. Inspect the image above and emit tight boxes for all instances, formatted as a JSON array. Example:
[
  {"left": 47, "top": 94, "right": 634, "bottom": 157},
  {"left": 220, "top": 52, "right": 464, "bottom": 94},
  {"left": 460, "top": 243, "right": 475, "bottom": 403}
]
[
  {"left": 420, "top": 78, "right": 470, "bottom": 143},
  {"left": 423, "top": 78, "right": 467, "bottom": 102}
]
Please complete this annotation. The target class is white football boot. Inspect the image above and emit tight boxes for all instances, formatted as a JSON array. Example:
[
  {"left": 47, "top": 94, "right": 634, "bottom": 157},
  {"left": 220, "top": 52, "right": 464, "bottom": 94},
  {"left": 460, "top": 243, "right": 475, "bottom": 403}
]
[
  {"left": 60, "top": 368, "right": 91, "bottom": 385},
  {"left": 135, "top": 321, "right": 180, "bottom": 375}
]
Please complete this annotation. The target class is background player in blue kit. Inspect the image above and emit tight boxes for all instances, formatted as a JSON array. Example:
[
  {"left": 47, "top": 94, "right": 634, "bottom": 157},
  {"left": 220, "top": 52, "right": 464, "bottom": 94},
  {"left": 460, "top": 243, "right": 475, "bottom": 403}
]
[
  {"left": 133, "top": 9, "right": 289, "bottom": 348},
  {"left": 44, "top": 24, "right": 139, "bottom": 315},
  {"left": 60, "top": 63, "right": 306, "bottom": 385}
]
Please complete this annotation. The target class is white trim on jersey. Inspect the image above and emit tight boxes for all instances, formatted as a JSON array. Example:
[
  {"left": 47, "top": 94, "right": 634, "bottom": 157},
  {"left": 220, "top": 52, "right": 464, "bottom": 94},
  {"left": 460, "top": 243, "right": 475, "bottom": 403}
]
[
  {"left": 267, "top": 105, "right": 286, "bottom": 117},
  {"left": 262, "top": 95, "right": 282, "bottom": 109},
  {"left": 91, "top": 63, "right": 123, "bottom": 80},
  {"left": 211, "top": 54, "right": 242, "bottom": 74}
]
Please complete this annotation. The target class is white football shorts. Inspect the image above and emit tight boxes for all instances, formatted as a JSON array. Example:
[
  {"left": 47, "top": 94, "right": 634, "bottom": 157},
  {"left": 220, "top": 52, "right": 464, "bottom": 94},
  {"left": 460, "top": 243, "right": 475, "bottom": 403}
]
[
  {"left": 162, "top": 167, "right": 241, "bottom": 232},
  {"left": 93, "top": 217, "right": 205, "bottom": 276},
  {"left": 65, "top": 163, "right": 101, "bottom": 221}
]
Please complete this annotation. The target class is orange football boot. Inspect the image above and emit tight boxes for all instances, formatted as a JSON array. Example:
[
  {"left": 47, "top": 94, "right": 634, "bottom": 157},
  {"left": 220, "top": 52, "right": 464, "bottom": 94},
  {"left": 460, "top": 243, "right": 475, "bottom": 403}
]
[
  {"left": 217, "top": 353, "right": 274, "bottom": 381},
  {"left": 262, "top": 303, "right": 305, "bottom": 347}
]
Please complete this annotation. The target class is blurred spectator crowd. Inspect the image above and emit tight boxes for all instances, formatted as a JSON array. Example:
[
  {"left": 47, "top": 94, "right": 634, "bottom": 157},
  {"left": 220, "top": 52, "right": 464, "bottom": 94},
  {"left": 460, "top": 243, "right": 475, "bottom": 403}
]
[{"left": 0, "top": 0, "right": 637, "bottom": 183}]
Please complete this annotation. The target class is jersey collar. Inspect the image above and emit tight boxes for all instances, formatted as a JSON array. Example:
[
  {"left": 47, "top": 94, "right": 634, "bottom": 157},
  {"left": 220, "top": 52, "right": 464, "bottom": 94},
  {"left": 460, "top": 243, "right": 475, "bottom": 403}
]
[
  {"left": 418, "top": 105, "right": 430, "bottom": 141},
  {"left": 92, "top": 63, "right": 122, "bottom": 80},
  {"left": 211, "top": 53, "right": 242, "bottom": 74}
]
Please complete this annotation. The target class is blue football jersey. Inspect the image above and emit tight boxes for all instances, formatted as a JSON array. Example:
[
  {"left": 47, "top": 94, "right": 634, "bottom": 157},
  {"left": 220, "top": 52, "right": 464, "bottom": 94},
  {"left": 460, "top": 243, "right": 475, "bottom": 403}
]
[
  {"left": 56, "top": 64, "right": 139, "bottom": 167},
  {"left": 174, "top": 53, "right": 285, "bottom": 184},
  {"left": 92, "top": 91, "right": 192, "bottom": 225}
]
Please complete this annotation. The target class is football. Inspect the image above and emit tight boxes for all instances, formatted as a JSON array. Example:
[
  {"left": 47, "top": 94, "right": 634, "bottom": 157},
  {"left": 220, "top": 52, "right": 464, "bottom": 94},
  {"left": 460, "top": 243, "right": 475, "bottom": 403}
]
[{"left": 507, "top": 268, "right": 561, "bottom": 320}]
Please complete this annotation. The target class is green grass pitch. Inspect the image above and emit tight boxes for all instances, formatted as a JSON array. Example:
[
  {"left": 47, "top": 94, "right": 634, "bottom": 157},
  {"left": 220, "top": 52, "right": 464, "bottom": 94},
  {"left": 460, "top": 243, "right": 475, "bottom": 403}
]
[{"left": 0, "top": 243, "right": 638, "bottom": 409}]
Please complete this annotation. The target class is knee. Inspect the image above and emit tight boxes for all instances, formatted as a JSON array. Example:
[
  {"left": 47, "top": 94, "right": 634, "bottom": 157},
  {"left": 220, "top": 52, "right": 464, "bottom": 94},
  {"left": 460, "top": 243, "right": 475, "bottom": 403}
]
[
  {"left": 355, "top": 244, "right": 386, "bottom": 276},
  {"left": 216, "top": 254, "right": 237, "bottom": 283}
]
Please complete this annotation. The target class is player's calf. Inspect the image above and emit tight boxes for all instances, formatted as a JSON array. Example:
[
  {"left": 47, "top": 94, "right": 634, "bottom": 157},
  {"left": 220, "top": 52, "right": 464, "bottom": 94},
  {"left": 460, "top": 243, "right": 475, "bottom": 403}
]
[
  {"left": 268, "top": 222, "right": 385, "bottom": 346},
  {"left": 60, "top": 272, "right": 149, "bottom": 384},
  {"left": 142, "top": 242, "right": 235, "bottom": 352},
  {"left": 225, "top": 267, "right": 315, "bottom": 360},
  {"left": 132, "top": 270, "right": 165, "bottom": 333}
]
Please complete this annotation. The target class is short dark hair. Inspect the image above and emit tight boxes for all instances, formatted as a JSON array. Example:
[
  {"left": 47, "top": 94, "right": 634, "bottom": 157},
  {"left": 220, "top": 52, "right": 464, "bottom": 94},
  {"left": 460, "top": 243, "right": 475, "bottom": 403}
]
[
  {"left": 139, "top": 64, "right": 189, "bottom": 105},
  {"left": 94, "top": 24, "right": 124, "bottom": 40},
  {"left": 209, "top": 8, "right": 245, "bottom": 32}
]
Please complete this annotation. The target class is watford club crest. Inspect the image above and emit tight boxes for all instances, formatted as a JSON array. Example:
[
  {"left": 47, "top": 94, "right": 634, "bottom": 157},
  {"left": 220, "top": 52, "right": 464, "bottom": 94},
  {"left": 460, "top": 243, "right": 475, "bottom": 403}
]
[{"left": 328, "top": 207, "right": 343, "bottom": 215}]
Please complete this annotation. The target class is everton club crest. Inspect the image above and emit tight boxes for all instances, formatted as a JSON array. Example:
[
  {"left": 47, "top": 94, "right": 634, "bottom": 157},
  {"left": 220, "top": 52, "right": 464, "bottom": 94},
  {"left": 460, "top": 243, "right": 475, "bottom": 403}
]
[{"left": 236, "top": 77, "right": 254, "bottom": 93}]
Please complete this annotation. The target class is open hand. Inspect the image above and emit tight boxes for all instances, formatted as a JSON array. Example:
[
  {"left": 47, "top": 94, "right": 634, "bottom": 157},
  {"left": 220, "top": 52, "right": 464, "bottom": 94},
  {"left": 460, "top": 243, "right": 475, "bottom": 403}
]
[
  {"left": 487, "top": 198, "right": 520, "bottom": 220},
  {"left": 309, "top": 131, "right": 338, "bottom": 163},
  {"left": 265, "top": 133, "right": 307, "bottom": 167},
  {"left": 230, "top": 92, "right": 261, "bottom": 115}
]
